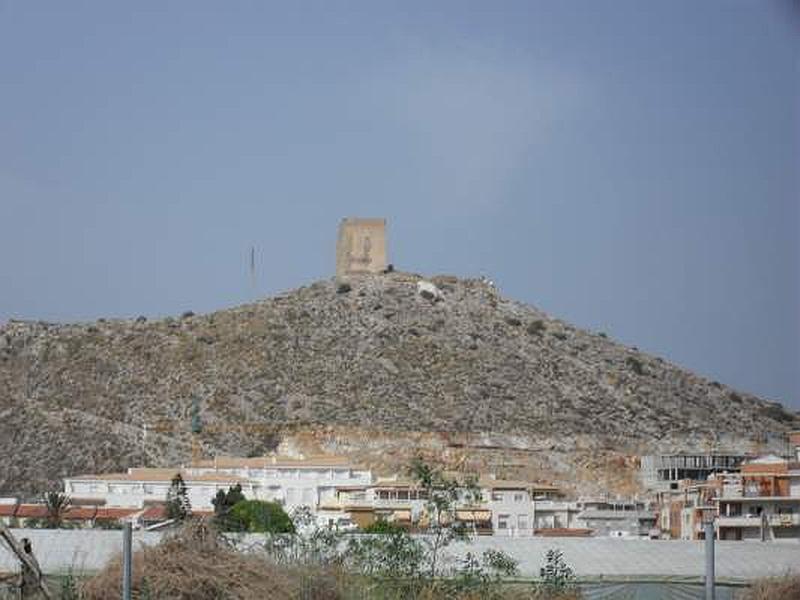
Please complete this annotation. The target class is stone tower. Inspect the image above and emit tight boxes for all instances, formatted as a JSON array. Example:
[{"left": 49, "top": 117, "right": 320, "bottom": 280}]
[{"left": 336, "top": 218, "right": 387, "bottom": 278}]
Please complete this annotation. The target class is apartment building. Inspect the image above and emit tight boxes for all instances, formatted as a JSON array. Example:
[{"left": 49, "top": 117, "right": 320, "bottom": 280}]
[
  {"left": 64, "top": 468, "right": 247, "bottom": 510},
  {"left": 575, "top": 498, "right": 656, "bottom": 538},
  {"left": 63, "top": 455, "right": 371, "bottom": 517},
  {"left": 185, "top": 455, "right": 372, "bottom": 510},
  {"left": 717, "top": 454, "right": 800, "bottom": 541},
  {"left": 57, "top": 454, "right": 581, "bottom": 535},
  {"left": 480, "top": 476, "right": 535, "bottom": 536},
  {"left": 321, "top": 475, "right": 533, "bottom": 535},
  {"left": 655, "top": 479, "right": 720, "bottom": 540}
]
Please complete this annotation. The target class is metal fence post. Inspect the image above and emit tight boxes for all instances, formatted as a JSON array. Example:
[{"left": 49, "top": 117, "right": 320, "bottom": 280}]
[
  {"left": 122, "top": 522, "right": 132, "bottom": 600},
  {"left": 704, "top": 519, "right": 715, "bottom": 600}
]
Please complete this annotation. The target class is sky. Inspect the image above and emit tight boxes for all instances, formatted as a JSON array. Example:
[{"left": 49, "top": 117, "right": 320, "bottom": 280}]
[{"left": 1, "top": 1, "right": 798, "bottom": 408}]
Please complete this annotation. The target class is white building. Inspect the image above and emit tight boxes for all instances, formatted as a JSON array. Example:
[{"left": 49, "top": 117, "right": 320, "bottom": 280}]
[
  {"left": 186, "top": 455, "right": 372, "bottom": 511},
  {"left": 64, "top": 468, "right": 245, "bottom": 511},
  {"left": 64, "top": 455, "right": 372, "bottom": 520},
  {"left": 480, "top": 476, "right": 535, "bottom": 536},
  {"left": 532, "top": 500, "right": 581, "bottom": 530}
]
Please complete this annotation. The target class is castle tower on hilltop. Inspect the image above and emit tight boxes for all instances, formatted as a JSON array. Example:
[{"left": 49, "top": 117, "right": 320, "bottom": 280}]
[{"left": 336, "top": 218, "right": 387, "bottom": 278}]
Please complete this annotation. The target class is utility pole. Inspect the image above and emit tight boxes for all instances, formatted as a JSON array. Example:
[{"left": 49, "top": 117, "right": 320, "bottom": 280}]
[
  {"left": 122, "top": 522, "right": 132, "bottom": 600},
  {"left": 703, "top": 514, "right": 715, "bottom": 600}
]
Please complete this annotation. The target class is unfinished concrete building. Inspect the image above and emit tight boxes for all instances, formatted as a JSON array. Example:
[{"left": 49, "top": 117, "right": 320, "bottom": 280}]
[{"left": 641, "top": 454, "right": 748, "bottom": 492}]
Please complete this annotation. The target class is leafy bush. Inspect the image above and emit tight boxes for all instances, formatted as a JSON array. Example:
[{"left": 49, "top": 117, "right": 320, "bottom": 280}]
[
  {"left": 362, "top": 519, "right": 406, "bottom": 535},
  {"left": 442, "top": 549, "right": 519, "bottom": 599},
  {"left": 526, "top": 320, "right": 546, "bottom": 336},
  {"left": 229, "top": 500, "right": 295, "bottom": 534},
  {"left": 93, "top": 519, "right": 124, "bottom": 530},
  {"left": 625, "top": 356, "right": 645, "bottom": 376},
  {"left": 59, "top": 569, "right": 81, "bottom": 600},
  {"left": 534, "top": 549, "right": 577, "bottom": 597},
  {"left": 344, "top": 529, "right": 425, "bottom": 579}
]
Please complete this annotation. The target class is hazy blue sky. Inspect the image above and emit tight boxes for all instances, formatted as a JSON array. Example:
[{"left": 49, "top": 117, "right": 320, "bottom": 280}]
[{"left": 1, "top": 1, "right": 798, "bottom": 408}]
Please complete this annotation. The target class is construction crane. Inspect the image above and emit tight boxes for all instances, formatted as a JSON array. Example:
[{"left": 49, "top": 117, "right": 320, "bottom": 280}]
[{"left": 144, "top": 396, "right": 282, "bottom": 464}]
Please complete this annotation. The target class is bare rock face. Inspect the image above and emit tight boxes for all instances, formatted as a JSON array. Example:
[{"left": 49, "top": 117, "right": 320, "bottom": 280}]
[{"left": 0, "top": 272, "right": 797, "bottom": 496}]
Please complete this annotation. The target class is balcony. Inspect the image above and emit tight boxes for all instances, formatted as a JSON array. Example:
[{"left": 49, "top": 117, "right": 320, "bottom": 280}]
[
  {"left": 533, "top": 501, "right": 578, "bottom": 511},
  {"left": 717, "top": 516, "right": 762, "bottom": 528},
  {"left": 768, "top": 514, "right": 800, "bottom": 527}
]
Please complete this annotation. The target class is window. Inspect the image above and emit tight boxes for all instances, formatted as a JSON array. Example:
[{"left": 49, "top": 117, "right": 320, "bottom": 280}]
[
  {"left": 491, "top": 492, "right": 504, "bottom": 502},
  {"left": 397, "top": 490, "right": 409, "bottom": 500},
  {"left": 497, "top": 514, "right": 510, "bottom": 529},
  {"left": 518, "top": 515, "right": 529, "bottom": 530},
  {"left": 513, "top": 493, "right": 525, "bottom": 503}
]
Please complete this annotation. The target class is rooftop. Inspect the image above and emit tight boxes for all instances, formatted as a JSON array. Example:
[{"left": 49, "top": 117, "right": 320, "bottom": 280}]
[
  {"left": 188, "top": 455, "right": 355, "bottom": 469},
  {"left": 68, "top": 468, "right": 247, "bottom": 483}
]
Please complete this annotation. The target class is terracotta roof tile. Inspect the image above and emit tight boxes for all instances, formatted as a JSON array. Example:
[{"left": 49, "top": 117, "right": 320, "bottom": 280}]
[
  {"left": 95, "top": 508, "right": 139, "bottom": 520},
  {"left": 15, "top": 504, "right": 48, "bottom": 519},
  {"left": 140, "top": 505, "right": 167, "bottom": 521},
  {"left": 534, "top": 528, "right": 593, "bottom": 537},
  {"left": 63, "top": 507, "right": 97, "bottom": 520}
]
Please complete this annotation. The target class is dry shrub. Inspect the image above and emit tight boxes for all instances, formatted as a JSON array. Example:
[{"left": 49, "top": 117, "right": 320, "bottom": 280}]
[
  {"left": 738, "top": 574, "right": 800, "bottom": 600},
  {"left": 413, "top": 582, "right": 582, "bottom": 600},
  {"left": 81, "top": 519, "right": 345, "bottom": 600}
]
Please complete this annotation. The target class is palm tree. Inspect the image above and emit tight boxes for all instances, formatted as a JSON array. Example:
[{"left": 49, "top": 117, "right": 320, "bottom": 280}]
[{"left": 43, "top": 491, "right": 71, "bottom": 528}]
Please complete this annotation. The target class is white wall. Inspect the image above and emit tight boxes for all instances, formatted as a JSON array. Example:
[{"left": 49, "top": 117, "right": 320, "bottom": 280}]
[
  {"left": 488, "top": 490, "right": 532, "bottom": 536},
  {"left": 65, "top": 466, "right": 373, "bottom": 513}
]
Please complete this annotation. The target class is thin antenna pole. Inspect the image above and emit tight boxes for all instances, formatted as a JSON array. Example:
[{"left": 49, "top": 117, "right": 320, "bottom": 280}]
[{"left": 249, "top": 246, "right": 256, "bottom": 298}]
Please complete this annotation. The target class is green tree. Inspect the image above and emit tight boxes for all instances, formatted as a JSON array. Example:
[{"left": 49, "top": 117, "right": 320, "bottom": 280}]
[
  {"left": 165, "top": 474, "right": 191, "bottom": 521},
  {"left": 408, "top": 456, "right": 480, "bottom": 578},
  {"left": 229, "top": 500, "right": 294, "bottom": 533},
  {"left": 211, "top": 484, "right": 246, "bottom": 531},
  {"left": 344, "top": 527, "right": 425, "bottom": 580},
  {"left": 43, "top": 491, "right": 71, "bottom": 528}
]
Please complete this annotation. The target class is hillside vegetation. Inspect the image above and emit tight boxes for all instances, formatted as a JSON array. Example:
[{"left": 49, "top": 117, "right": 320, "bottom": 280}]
[{"left": 1, "top": 272, "right": 796, "bottom": 495}]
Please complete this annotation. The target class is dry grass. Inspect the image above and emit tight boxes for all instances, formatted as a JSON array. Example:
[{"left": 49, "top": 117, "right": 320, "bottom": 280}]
[
  {"left": 79, "top": 519, "right": 586, "bottom": 600},
  {"left": 737, "top": 574, "right": 800, "bottom": 600},
  {"left": 80, "top": 520, "right": 345, "bottom": 600}
]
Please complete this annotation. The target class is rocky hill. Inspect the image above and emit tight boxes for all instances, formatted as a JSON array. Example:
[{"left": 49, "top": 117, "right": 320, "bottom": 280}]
[{"left": 1, "top": 272, "right": 797, "bottom": 496}]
